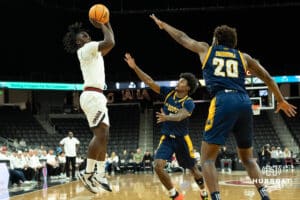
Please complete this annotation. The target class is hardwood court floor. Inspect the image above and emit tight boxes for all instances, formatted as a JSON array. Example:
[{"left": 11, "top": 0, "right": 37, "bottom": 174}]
[{"left": 9, "top": 169, "right": 300, "bottom": 200}]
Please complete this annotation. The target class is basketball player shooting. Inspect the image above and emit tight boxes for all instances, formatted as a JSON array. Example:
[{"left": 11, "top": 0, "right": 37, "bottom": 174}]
[
  {"left": 150, "top": 14, "right": 297, "bottom": 200},
  {"left": 63, "top": 19, "right": 115, "bottom": 193}
]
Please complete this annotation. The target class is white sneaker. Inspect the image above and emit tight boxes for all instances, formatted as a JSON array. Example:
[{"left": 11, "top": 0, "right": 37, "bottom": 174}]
[
  {"left": 78, "top": 172, "right": 100, "bottom": 194},
  {"left": 93, "top": 174, "right": 112, "bottom": 192}
]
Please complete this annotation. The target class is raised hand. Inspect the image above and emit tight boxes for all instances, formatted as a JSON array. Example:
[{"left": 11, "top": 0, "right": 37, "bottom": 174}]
[
  {"left": 124, "top": 53, "right": 137, "bottom": 69},
  {"left": 275, "top": 100, "right": 297, "bottom": 117},
  {"left": 150, "top": 14, "right": 164, "bottom": 29}
]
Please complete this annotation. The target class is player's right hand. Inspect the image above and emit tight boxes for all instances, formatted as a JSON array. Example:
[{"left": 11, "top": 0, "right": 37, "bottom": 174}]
[
  {"left": 150, "top": 14, "right": 164, "bottom": 29},
  {"left": 275, "top": 100, "right": 297, "bottom": 117},
  {"left": 124, "top": 53, "right": 137, "bottom": 69}
]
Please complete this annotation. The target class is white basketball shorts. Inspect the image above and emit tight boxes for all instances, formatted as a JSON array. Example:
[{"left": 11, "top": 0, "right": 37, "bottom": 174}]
[{"left": 80, "top": 91, "right": 109, "bottom": 127}]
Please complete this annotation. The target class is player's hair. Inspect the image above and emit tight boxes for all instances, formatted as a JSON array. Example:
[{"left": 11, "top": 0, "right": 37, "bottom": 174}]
[
  {"left": 63, "top": 22, "right": 86, "bottom": 53},
  {"left": 179, "top": 72, "right": 199, "bottom": 95},
  {"left": 213, "top": 25, "right": 237, "bottom": 48}
]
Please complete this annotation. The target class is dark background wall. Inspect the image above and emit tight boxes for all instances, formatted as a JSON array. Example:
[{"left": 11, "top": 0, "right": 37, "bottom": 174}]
[{"left": 0, "top": 0, "right": 299, "bottom": 83}]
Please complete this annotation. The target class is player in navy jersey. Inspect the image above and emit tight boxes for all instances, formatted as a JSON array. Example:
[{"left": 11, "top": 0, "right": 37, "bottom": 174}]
[
  {"left": 150, "top": 14, "right": 297, "bottom": 200},
  {"left": 124, "top": 53, "right": 208, "bottom": 200}
]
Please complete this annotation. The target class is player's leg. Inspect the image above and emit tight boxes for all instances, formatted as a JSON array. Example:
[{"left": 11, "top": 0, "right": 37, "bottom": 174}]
[
  {"left": 233, "top": 99, "right": 270, "bottom": 200},
  {"left": 200, "top": 142, "right": 221, "bottom": 200},
  {"left": 175, "top": 135, "right": 208, "bottom": 200},
  {"left": 238, "top": 148, "right": 270, "bottom": 200},
  {"left": 154, "top": 136, "right": 182, "bottom": 200},
  {"left": 201, "top": 93, "right": 237, "bottom": 200},
  {"left": 78, "top": 92, "right": 110, "bottom": 193},
  {"left": 92, "top": 123, "right": 112, "bottom": 191}
]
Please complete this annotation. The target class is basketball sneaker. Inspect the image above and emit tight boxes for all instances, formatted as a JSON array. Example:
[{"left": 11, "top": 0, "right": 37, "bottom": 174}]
[
  {"left": 200, "top": 189, "right": 209, "bottom": 200},
  {"left": 170, "top": 192, "right": 184, "bottom": 200},
  {"left": 93, "top": 173, "right": 112, "bottom": 192},
  {"left": 78, "top": 172, "right": 99, "bottom": 194}
]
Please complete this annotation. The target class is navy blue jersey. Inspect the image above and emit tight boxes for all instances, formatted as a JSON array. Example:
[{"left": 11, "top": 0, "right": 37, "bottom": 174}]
[
  {"left": 202, "top": 45, "right": 247, "bottom": 96},
  {"left": 159, "top": 87, "right": 195, "bottom": 137}
]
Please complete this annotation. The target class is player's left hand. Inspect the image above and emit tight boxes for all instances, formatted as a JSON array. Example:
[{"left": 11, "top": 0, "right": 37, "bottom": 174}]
[
  {"left": 156, "top": 108, "right": 167, "bottom": 123},
  {"left": 275, "top": 100, "right": 297, "bottom": 117},
  {"left": 89, "top": 18, "right": 103, "bottom": 29}
]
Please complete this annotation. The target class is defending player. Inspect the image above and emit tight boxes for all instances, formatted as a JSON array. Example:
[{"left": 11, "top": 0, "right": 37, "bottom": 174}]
[
  {"left": 150, "top": 14, "right": 297, "bottom": 200},
  {"left": 124, "top": 53, "right": 208, "bottom": 200}
]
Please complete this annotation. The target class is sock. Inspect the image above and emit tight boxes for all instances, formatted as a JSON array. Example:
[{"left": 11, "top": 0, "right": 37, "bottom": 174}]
[
  {"left": 211, "top": 191, "right": 221, "bottom": 200},
  {"left": 258, "top": 186, "right": 270, "bottom": 200},
  {"left": 195, "top": 177, "right": 205, "bottom": 189},
  {"left": 96, "top": 161, "right": 105, "bottom": 177},
  {"left": 169, "top": 188, "right": 177, "bottom": 197},
  {"left": 86, "top": 158, "right": 96, "bottom": 173}
]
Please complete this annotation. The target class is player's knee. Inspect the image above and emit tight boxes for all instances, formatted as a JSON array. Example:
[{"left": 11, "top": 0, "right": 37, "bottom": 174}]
[
  {"left": 201, "top": 159, "right": 215, "bottom": 167},
  {"left": 154, "top": 160, "right": 165, "bottom": 172}
]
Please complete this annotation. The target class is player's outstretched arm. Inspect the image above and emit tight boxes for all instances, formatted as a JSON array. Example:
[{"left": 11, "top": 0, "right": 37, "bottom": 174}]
[
  {"left": 156, "top": 108, "right": 191, "bottom": 123},
  {"left": 243, "top": 53, "right": 297, "bottom": 117},
  {"left": 90, "top": 19, "right": 115, "bottom": 56},
  {"left": 124, "top": 53, "right": 160, "bottom": 94},
  {"left": 150, "top": 14, "right": 209, "bottom": 55}
]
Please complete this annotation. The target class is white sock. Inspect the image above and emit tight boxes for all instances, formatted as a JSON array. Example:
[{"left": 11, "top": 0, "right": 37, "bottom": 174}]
[
  {"left": 96, "top": 161, "right": 105, "bottom": 177},
  {"left": 169, "top": 188, "right": 176, "bottom": 197},
  {"left": 86, "top": 158, "right": 96, "bottom": 173}
]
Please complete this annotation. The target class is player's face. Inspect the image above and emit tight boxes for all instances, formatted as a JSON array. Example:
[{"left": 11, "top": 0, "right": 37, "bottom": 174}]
[
  {"left": 76, "top": 31, "right": 91, "bottom": 47},
  {"left": 175, "top": 78, "right": 190, "bottom": 94}
]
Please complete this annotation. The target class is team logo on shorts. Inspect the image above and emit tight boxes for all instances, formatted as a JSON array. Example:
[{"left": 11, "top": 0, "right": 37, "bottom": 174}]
[{"left": 93, "top": 111, "right": 102, "bottom": 124}]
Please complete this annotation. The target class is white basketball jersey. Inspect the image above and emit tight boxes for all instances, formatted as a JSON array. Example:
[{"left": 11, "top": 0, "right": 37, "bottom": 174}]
[{"left": 77, "top": 41, "right": 106, "bottom": 90}]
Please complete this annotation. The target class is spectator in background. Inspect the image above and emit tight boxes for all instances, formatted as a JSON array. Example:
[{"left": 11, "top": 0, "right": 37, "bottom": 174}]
[
  {"left": 261, "top": 145, "right": 271, "bottom": 167},
  {"left": 107, "top": 152, "right": 119, "bottom": 175},
  {"left": 170, "top": 153, "right": 184, "bottom": 173},
  {"left": 13, "top": 139, "right": 19, "bottom": 149},
  {"left": 119, "top": 149, "right": 130, "bottom": 173},
  {"left": 133, "top": 148, "right": 144, "bottom": 173},
  {"left": 19, "top": 139, "right": 26, "bottom": 148},
  {"left": 283, "top": 147, "right": 294, "bottom": 169},
  {"left": 28, "top": 149, "right": 43, "bottom": 182},
  {"left": 276, "top": 146, "right": 285, "bottom": 167},
  {"left": 58, "top": 152, "right": 66, "bottom": 178},
  {"left": 219, "top": 146, "right": 232, "bottom": 173},
  {"left": 46, "top": 149, "right": 60, "bottom": 178},
  {"left": 59, "top": 131, "right": 80, "bottom": 180},
  {"left": 142, "top": 150, "right": 153, "bottom": 172},
  {"left": 0, "top": 149, "right": 26, "bottom": 186},
  {"left": 270, "top": 146, "right": 278, "bottom": 167},
  {"left": 122, "top": 89, "right": 134, "bottom": 102}
]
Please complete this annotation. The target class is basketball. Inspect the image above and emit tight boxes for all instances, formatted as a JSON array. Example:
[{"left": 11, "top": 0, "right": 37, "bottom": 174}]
[{"left": 88, "top": 4, "right": 110, "bottom": 24}]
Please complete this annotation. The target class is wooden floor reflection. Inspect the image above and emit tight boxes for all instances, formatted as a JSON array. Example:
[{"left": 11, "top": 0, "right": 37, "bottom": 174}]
[{"left": 9, "top": 169, "right": 300, "bottom": 200}]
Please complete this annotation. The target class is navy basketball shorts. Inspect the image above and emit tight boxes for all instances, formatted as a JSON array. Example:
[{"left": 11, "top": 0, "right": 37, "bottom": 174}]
[
  {"left": 154, "top": 134, "right": 196, "bottom": 169},
  {"left": 203, "top": 91, "right": 253, "bottom": 148}
]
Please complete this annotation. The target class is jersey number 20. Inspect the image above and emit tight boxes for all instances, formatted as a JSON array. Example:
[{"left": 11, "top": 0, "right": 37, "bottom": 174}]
[{"left": 212, "top": 57, "right": 238, "bottom": 78}]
